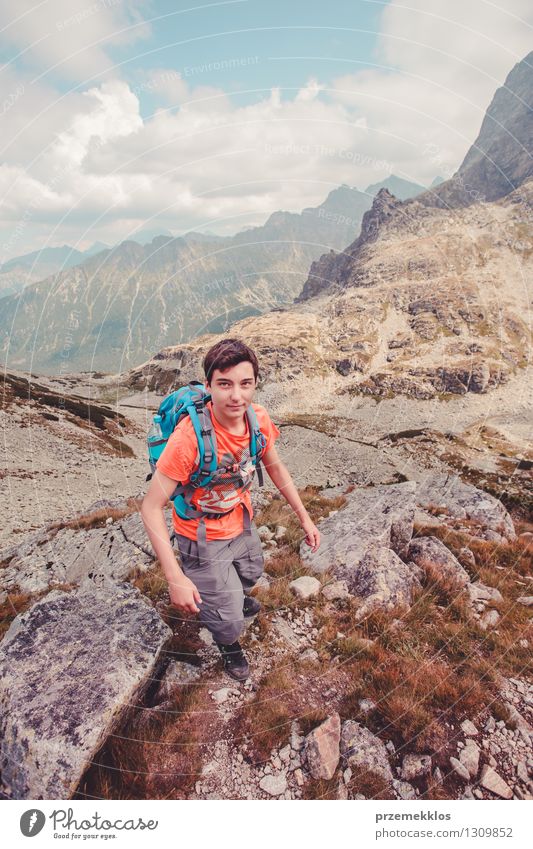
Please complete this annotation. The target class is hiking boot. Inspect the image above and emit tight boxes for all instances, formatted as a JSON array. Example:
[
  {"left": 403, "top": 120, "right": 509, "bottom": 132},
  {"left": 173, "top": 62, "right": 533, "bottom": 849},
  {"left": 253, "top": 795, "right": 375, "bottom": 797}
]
[
  {"left": 216, "top": 640, "right": 250, "bottom": 681},
  {"left": 243, "top": 595, "right": 261, "bottom": 618}
]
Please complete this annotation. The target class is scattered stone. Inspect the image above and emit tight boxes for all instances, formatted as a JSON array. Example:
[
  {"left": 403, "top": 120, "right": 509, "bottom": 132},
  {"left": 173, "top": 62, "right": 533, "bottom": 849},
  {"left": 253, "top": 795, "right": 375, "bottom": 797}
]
[
  {"left": 289, "top": 576, "right": 321, "bottom": 600},
  {"left": 449, "top": 757, "right": 470, "bottom": 781},
  {"left": 304, "top": 713, "right": 341, "bottom": 780},
  {"left": 211, "top": 687, "right": 235, "bottom": 705},
  {"left": 459, "top": 547, "right": 476, "bottom": 568},
  {"left": 359, "top": 698, "right": 377, "bottom": 714},
  {"left": 257, "top": 526, "right": 274, "bottom": 542},
  {"left": 459, "top": 740, "right": 480, "bottom": 778},
  {"left": 467, "top": 582, "right": 503, "bottom": 605},
  {"left": 155, "top": 661, "right": 202, "bottom": 702},
  {"left": 516, "top": 760, "right": 530, "bottom": 784},
  {"left": 274, "top": 526, "right": 287, "bottom": 540},
  {"left": 393, "top": 779, "right": 416, "bottom": 799},
  {"left": 259, "top": 773, "right": 287, "bottom": 796},
  {"left": 401, "top": 753, "right": 432, "bottom": 780},
  {"left": 479, "top": 764, "right": 513, "bottom": 799},
  {"left": 407, "top": 536, "right": 470, "bottom": 587},
  {"left": 279, "top": 744, "right": 292, "bottom": 764},
  {"left": 479, "top": 609, "right": 500, "bottom": 630},
  {"left": 294, "top": 768, "right": 304, "bottom": 787},
  {"left": 299, "top": 648, "right": 319, "bottom": 662},
  {"left": 460, "top": 719, "right": 478, "bottom": 736},
  {"left": 485, "top": 716, "right": 496, "bottom": 733},
  {"left": 340, "top": 721, "right": 393, "bottom": 782},
  {"left": 517, "top": 597, "right": 533, "bottom": 607},
  {"left": 272, "top": 617, "right": 300, "bottom": 649}
]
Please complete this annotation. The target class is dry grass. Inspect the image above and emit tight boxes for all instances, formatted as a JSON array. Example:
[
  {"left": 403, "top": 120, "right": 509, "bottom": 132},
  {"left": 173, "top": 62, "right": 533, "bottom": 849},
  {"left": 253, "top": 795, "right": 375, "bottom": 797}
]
[
  {"left": 238, "top": 667, "right": 296, "bottom": 761},
  {"left": 76, "top": 677, "right": 210, "bottom": 800},
  {"left": 346, "top": 767, "right": 395, "bottom": 800},
  {"left": 255, "top": 486, "right": 346, "bottom": 553},
  {"left": 0, "top": 583, "right": 77, "bottom": 639},
  {"left": 48, "top": 498, "right": 141, "bottom": 533}
]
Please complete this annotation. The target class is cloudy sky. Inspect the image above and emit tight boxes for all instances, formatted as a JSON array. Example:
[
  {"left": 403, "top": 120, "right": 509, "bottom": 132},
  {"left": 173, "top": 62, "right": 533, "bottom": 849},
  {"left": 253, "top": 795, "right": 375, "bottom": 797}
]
[{"left": 1, "top": 0, "right": 532, "bottom": 261}]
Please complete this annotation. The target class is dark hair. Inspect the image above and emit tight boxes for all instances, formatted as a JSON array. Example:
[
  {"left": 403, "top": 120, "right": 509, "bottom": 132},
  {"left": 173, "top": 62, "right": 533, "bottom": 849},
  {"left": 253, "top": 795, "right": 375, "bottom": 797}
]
[{"left": 203, "top": 338, "right": 259, "bottom": 384}]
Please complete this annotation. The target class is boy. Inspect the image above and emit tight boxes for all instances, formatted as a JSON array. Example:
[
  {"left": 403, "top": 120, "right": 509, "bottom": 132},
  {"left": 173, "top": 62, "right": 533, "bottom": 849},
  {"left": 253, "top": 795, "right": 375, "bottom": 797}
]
[{"left": 141, "top": 338, "right": 320, "bottom": 681}]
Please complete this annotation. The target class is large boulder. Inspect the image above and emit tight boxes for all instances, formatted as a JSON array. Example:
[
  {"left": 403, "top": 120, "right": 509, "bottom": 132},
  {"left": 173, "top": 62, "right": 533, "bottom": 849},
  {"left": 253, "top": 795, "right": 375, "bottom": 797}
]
[
  {"left": 350, "top": 548, "right": 422, "bottom": 618},
  {"left": 300, "top": 480, "right": 417, "bottom": 578},
  {"left": 407, "top": 536, "right": 471, "bottom": 587},
  {"left": 299, "top": 475, "right": 514, "bottom": 617},
  {"left": 0, "top": 576, "right": 172, "bottom": 799},
  {"left": 300, "top": 481, "right": 419, "bottom": 614},
  {"left": 0, "top": 512, "right": 155, "bottom": 595},
  {"left": 415, "top": 473, "right": 516, "bottom": 541}
]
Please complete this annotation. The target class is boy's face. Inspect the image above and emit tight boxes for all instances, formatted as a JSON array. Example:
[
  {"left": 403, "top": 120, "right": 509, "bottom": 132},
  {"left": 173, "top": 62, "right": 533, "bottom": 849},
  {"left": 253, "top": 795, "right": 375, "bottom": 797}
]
[{"left": 206, "top": 361, "right": 256, "bottom": 419}]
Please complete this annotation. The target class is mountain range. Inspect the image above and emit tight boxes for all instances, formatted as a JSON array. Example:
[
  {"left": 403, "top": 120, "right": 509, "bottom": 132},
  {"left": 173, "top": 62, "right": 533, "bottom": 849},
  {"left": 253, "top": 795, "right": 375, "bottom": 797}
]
[{"left": 0, "top": 177, "right": 425, "bottom": 373}]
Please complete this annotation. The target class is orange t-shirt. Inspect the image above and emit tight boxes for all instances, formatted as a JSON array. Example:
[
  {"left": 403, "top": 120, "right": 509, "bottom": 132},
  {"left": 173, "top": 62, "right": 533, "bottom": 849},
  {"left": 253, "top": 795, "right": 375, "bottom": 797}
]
[{"left": 156, "top": 400, "right": 281, "bottom": 541}]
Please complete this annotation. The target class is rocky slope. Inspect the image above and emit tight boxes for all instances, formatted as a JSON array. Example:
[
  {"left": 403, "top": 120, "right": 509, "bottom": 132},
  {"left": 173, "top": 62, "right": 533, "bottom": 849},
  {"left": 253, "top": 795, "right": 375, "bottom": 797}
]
[
  {"left": 421, "top": 50, "right": 533, "bottom": 208},
  {"left": 1, "top": 477, "right": 531, "bottom": 800}
]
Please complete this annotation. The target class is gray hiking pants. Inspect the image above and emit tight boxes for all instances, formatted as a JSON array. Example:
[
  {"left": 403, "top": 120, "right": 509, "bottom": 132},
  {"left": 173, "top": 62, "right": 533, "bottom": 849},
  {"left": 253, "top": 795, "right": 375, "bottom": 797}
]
[{"left": 173, "top": 520, "right": 265, "bottom": 644}]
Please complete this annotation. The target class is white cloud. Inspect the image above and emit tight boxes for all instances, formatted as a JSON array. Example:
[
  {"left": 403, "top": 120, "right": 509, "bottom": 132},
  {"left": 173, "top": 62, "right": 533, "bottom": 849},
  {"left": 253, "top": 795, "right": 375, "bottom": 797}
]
[
  {"left": 330, "top": 0, "right": 533, "bottom": 182},
  {"left": 0, "top": 0, "right": 150, "bottom": 83},
  {"left": 1, "top": 1, "right": 531, "bottom": 259}
]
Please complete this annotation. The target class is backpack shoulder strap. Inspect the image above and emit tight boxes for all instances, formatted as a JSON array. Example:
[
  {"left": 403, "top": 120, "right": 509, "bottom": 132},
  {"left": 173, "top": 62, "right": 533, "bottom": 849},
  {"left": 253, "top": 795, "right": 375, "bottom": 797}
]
[{"left": 245, "top": 404, "right": 267, "bottom": 487}]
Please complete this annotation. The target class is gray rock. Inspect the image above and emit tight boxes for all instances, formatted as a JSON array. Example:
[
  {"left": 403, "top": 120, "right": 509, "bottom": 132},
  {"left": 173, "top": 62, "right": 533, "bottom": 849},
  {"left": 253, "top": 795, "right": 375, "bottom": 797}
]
[
  {"left": 257, "top": 525, "right": 275, "bottom": 542},
  {"left": 415, "top": 474, "right": 516, "bottom": 542},
  {"left": 458, "top": 547, "right": 476, "bottom": 568},
  {"left": 459, "top": 740, "right": 480, "bottom": 778},
  {"left": 0, "top": 576, "right": 171, "bottom": 799},
  {"left": 516, "top": 760, "right": 530, "bottom": 783},
  {"left": 468, "top": 582, "right": 503, "bottom": 605},
  {"left": 154, "top": 661, "right": 202, "bottom": 702},
  {"left": 289, "top": 576, "right": 321, "bottom": 600},
  {"left": 479, "top": 609, "right": 500, "bottom": 630},
  {"left": 479, "top": 764, "right": 513, "bottom": 799},
  {"left": 254, "top": 575, "right": 270, "bottom": 591},
  {"left": 485, "top": 715, "right": 496, "bottom": 733},
  {"left": 259, "top": 773, "right": 287, "bottom": 796},
  {"left": 321, "top": 580, "right": 350, "bottom": 601},
  {"left": 351, "top": 548, "right": 422, "bottom": 619},
  {"left": 212, "top": 687, "right": 235, "bottom": 705},
  {"left": 299, "top": 648, "right": 319, "bottom": 662},
  {"left": 0, "top": 511, "right": 154, "bottom": 595},
  {"left": 401, "top": 753, "right": 432, "bottom": 780},
  {"left": 304, "top": 713, "right": 341, "bottom": 779},
  {"left": 299, "top": 481, "right": 418, "bottom": 578},
  {"left": 449, "top": 757, "right": 471, "bottom": 781},
  {"left": 340, "top": 721, "right": 393, "bottom": 782},
  {"left": 460, "top": 719, "right": 478, "bottom": 736},
  {"left": 272, "top": 617, "right": 301, "bottom": 650},
  {"left": 407, "top": 536, "right": 470, "bottom": 587},
  {"left": 392, "top": 779, "right": 416, "bottom": 799},
  {"left": 517, "top": 596, "right": 533, "bottom": 607}
]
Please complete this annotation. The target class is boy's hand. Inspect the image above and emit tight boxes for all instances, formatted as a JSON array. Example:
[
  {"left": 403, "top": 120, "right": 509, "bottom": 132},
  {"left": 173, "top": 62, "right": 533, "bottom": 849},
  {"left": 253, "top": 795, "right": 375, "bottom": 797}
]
[
  {"left": 300, "top": 516, "right": 321, "bottom": 552},
  {"left": 168, "top": 575, "right": 203, "bottom": 614}
]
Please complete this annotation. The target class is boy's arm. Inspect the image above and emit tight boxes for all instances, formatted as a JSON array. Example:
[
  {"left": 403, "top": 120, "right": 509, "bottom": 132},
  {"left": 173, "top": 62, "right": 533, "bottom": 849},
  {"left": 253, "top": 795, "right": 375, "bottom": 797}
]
[
  {"left": 261, "top": 444, "right": 321, "bottom": 551},
  {"left": 141, "top": 469, "right": 202, "bottom": 613}
]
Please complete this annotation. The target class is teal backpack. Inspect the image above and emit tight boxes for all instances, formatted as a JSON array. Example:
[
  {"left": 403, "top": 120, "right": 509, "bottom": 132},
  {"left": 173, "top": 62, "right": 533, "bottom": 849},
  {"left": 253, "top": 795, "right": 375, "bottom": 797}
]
[{"left": 146, "top": 380, "right": 266, "bottom": 523}]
